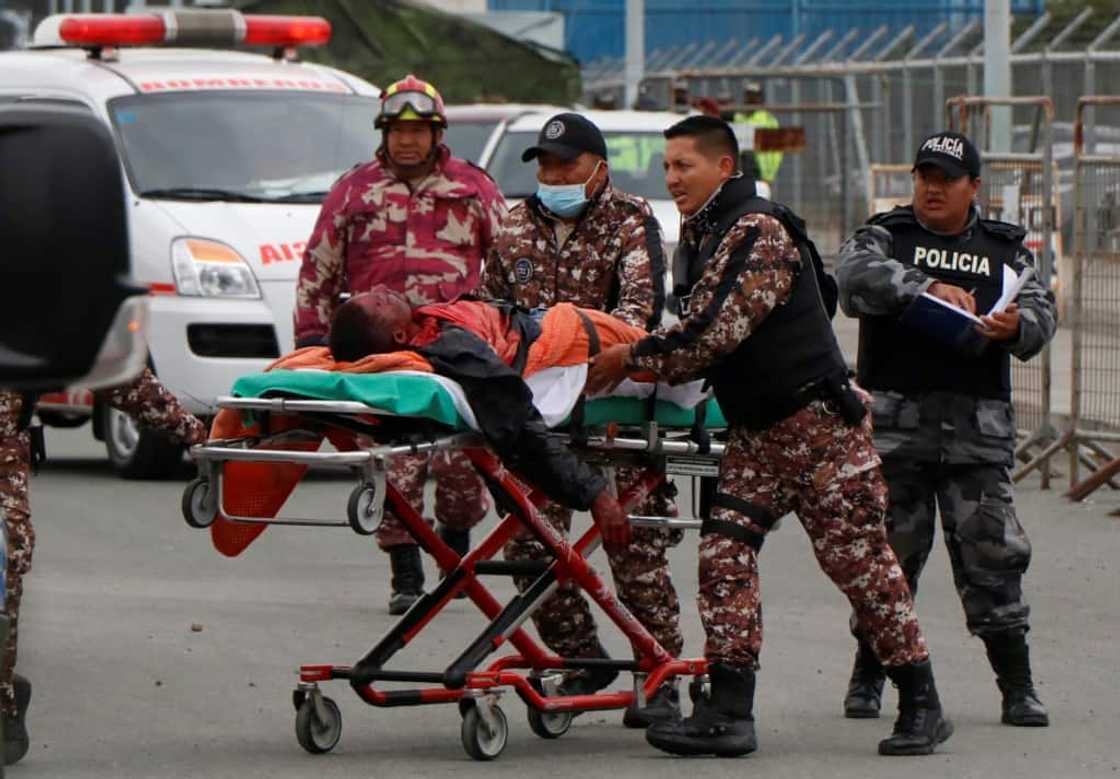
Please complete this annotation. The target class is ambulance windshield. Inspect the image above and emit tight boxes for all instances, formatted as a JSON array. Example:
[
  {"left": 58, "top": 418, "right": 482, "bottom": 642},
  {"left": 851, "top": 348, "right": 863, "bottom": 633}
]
[{"left": 109, "top": 91, "right": 378, "bottom": 203}]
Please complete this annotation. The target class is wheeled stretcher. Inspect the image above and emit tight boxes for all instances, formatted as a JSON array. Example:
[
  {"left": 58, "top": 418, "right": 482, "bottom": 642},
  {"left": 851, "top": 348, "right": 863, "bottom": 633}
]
[{"left": 182, "top": 369, "right": 728, "bottom": 760}]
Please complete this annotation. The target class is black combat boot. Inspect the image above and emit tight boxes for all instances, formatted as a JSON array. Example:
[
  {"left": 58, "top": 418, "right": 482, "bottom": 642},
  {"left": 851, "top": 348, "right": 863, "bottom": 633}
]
[
  {"left": 4, "top": 673, "right": 31, "bottom": 766},
  {"left": 388, "top": 545, "right": 425, "bottom": 616},
  {"left": 438, "top": 525, "right": 471, "bottom": 599},
  {"left": 645, "top": 663, "right": 757, "bottom": 757},
  {"left": 879, "top": 660, "right": 953, "bottom": 756},
  {"left": 623, "top": 682, "right": 682, "bottom": 729},
  {"left": 844, "top": 640, "right": 885, "bottom": 719},
  {"left": 982, "top": 631, "right": 1049, "bottom": 727}
]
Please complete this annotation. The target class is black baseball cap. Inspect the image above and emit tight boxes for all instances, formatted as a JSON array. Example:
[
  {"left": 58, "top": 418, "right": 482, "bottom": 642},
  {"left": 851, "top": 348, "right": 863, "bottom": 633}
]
[
  {"left": 521, "top": 112, "right": 608, "bottom": 162},
  {"left": 912, "top": 131, "right": 981, "bottom": 179}
]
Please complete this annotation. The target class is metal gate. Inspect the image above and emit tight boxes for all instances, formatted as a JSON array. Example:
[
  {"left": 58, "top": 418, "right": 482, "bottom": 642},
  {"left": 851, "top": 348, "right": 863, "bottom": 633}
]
[
  {"left": 1065, "top": 97, "right": 1120, "bottom": 488},
  {"left": 947, "top": 96, "right": 1057, "bottom": 486}
]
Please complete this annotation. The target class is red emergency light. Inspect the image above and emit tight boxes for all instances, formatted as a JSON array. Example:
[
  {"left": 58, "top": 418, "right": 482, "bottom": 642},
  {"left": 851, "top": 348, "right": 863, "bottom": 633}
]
[
  {"left": 58, "top": 15, "right": 164, "bottom": 46},
  {"left": 56, "top": 12, "right": 331, "bottom": 50},
  {"left": 242, "top": 15, "right": 332, "bottom": 47}
]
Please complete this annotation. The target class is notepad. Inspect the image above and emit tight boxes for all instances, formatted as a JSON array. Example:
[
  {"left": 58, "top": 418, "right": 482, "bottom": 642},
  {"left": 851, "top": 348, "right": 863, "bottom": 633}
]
[{"left": 899, "top": 265, "right": 1034, "bottom": 354}]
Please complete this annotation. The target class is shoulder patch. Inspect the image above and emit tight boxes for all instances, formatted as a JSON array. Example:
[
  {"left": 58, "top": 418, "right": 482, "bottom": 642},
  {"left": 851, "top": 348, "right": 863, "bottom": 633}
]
[
  {"left": 979, "top": 218, "right": 1028, "bottom": 243},
  {"left": 868, "top": 205, "right": 917, "bottom": 228}
]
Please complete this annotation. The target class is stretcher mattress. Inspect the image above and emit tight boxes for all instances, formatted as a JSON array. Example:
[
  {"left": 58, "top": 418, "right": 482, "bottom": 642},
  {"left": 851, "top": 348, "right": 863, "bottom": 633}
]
[{"left": 231, "top": 370, "right": 727, "bottom": 430}]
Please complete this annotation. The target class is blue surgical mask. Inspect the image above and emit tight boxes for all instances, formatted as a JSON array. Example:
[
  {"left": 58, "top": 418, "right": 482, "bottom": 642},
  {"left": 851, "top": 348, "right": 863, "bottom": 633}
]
[{"left": 536, "top": 161, "right": 602, "bottom": 218}]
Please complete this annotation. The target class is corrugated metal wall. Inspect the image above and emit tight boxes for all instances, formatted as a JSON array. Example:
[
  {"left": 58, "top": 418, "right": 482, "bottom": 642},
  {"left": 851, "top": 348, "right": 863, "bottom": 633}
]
[{"left": 488, "top": 0, "right": 1046, "bottom": 64}]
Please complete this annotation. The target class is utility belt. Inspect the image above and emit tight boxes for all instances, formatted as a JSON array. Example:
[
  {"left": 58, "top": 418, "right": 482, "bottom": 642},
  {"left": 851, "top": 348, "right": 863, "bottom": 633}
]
[{"left": 724, "top": 369, "right": 866, "bottom": 432}]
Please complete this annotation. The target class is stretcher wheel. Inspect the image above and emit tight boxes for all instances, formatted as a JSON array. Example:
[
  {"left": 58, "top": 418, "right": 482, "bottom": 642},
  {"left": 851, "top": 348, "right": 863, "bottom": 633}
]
[
  {"left": 181, "top": 477, "right": 217, "bottom": 529},
  {"left": 347, "top": 483, "right": 381, "bottom": 536},
  {"left": 526, "top": 706, "right": 572, "bottom": 739},
  {"left": 295, "top": 695, "right": 342, "bottom": 755},
  {"left": 460, "top": 704, "right": 508, "bottom": 761}
]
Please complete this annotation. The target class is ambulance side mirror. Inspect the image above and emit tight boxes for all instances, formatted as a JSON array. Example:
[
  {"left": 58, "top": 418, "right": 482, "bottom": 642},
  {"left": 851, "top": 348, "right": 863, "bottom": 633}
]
[{"left": 0, "top": 103, "right": 148, "bottom": 391}]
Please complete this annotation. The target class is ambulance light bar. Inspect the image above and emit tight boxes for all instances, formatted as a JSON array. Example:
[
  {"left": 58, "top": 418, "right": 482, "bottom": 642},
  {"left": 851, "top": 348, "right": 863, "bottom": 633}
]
[{"left": 39, "top": 11, "right": 330, "bottom": 50}]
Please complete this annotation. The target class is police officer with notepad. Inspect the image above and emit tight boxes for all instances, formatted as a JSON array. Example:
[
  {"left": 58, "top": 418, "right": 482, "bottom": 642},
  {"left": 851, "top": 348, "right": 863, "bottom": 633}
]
[{"left": 836, "top": 131, "right": 1056, "bottom": 728}]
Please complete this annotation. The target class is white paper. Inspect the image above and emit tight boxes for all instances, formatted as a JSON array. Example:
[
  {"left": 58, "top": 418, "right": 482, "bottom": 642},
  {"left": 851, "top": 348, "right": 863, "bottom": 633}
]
[{"left": 988, "top": 265, "right": 1035, "bottom": 315}]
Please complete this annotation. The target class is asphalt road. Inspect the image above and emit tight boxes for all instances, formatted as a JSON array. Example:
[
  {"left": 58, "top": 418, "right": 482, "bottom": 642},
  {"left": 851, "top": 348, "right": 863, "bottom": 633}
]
[{"left": 11, "top": 425, "right": 1120, "bottom": 778}]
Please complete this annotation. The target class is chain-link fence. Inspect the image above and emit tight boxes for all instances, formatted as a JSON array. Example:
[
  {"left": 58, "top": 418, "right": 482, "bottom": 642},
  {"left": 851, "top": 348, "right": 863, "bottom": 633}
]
[
  {"left": 587, "top": 13, "right": 1120, "bottom": 265},
  {"left": 1064, "top": 97, "right": 1120, "bottom": 491}
]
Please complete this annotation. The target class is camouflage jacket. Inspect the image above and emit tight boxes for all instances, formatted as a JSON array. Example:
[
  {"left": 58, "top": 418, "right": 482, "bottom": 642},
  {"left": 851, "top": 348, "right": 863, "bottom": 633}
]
[
  {"left": 630, "top": 212, "right": 800, "bottom": 383},
  {"left": 478, "top": 184, "right": 666, "bottom": 329},
  {"left": 294, "top": 145, "right": 507, "bottom": 345},
  {"left": 837, "top": 205, "right": 1058, "bottom": 464}
]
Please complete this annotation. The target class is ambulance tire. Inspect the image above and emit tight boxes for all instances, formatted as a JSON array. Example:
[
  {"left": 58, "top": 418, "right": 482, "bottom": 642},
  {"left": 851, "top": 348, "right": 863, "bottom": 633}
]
[
  {"left": 101, "top": 403, "right": 185, "bottom": 480},
  {"left": 36, "top": 410, "right": 89, "bottom": 429}
]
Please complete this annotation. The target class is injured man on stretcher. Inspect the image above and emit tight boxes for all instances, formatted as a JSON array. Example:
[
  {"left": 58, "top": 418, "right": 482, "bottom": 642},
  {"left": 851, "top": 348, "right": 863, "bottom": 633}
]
[{"left": 320, "top": 285, "right": 693, "bottom": 549}]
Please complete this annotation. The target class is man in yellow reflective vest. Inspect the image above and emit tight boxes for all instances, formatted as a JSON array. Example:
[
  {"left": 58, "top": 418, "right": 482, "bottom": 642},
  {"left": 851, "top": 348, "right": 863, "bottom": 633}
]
[{"left": 733, "top": 82, "right": 782, "bottom": 189}]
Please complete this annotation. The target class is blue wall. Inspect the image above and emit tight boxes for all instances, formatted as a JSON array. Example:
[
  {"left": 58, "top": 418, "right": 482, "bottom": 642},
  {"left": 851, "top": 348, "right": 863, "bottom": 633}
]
[{"left": 488, "top": 0, "right": 1046, "bottom": 65}]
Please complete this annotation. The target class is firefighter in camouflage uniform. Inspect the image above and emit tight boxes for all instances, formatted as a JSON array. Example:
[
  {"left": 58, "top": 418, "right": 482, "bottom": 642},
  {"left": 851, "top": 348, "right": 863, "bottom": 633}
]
[{"left": 294, "top": 75, "right": 507, "bottom": 615}]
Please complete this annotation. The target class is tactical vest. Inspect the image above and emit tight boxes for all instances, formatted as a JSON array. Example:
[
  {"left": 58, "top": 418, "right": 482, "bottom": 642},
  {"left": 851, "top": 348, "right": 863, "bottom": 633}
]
[
  {"left": 672, "top": 176, "right": 851, "bottom": 431},
  {"left": 856, "top": 206, "right": 1024, "bottom": 400}
]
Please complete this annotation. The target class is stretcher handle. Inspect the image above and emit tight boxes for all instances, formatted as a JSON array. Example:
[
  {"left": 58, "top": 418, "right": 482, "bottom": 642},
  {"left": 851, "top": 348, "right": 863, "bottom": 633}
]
[{"left": 627, "top": 516, "right": 702, "bottom": 530}]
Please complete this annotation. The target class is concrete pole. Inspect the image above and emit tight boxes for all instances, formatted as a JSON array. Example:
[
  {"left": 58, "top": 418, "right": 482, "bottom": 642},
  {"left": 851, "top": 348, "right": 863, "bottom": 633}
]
[
  {"left": 984, "top": 0, "right": 1012, "bottom": 152},
  {"left": 624, "top": 0, "right": 644, "bottom": 111}
]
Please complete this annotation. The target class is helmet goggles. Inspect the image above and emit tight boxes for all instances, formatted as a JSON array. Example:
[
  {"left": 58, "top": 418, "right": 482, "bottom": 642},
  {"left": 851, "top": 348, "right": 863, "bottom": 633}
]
[{"left": 379, "top": 91, "right": 440, "bottom": 122}]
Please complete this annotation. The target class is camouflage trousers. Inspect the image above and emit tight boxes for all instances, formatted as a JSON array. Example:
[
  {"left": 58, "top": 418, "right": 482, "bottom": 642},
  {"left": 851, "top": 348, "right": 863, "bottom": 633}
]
[
  {"left": 377, "top": 450, "right": 490, "bottom": 551},
  {"left": 504, "top": 465, "right": 684, "bottom": 659},
  {"left": 0, "top": 375, "right": 205, "bottom": 716},
  {"left": 702, "top": 399, "right": 928, "bottom": 670},
  {"left": 95, "top": 368, "right": 208, "bottom": 446},
  {"left": 0, "top": 422, "right": 32, "bottom": 719},
  {"left": 879, "top": 457, "right": 1031, "bottom": 637}
]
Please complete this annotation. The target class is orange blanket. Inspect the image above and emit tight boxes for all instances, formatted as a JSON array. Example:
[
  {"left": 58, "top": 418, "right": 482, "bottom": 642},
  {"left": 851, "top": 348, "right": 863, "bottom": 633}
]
[{"left": 207, "top": 302, "right": 649, "bottom": 557}]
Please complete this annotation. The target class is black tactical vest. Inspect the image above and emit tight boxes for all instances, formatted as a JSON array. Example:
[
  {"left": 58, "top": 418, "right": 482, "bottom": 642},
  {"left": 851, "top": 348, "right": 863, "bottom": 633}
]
[
  {"left": 856, "top": 206, "right": 1024, "bottom": 400},
  {"left": 672, "top": 177, "right": 850, "bottom": 430}
]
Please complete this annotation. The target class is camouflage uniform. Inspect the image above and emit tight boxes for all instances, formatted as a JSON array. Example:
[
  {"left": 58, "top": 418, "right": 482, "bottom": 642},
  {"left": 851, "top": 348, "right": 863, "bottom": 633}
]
[
  {"left": 95, "top": 368, "right": 208, "bottom": 447},
  {"left": 0, "top": 370, "right": 204, "bottom": 716},
  {"left": 631, "top": 212, "right": 929, "bottom": 669},
  {"left": 480, "top": 185, "right": 683, "bottom": 657},
  {"left": 836, "top": 208, "right": 1057, "bottom": 636},
  {"left": 0, "top": 392, "right": 32, "bottom": 718},
  {"left": 296, "top": 144, "right": 507, "bottom": 549},
  {"left": 376, "top": 451, "right": 490, "bottom": 550}
]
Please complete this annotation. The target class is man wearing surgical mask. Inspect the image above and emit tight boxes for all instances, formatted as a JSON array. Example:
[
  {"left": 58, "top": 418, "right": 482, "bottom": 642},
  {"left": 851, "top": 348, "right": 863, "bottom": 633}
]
[{"left": 478, "top": 112, "right": 683, "bottom": 729}]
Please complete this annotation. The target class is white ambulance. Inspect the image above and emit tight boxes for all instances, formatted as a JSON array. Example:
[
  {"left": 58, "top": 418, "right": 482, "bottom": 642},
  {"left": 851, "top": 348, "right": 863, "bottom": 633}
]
[{"left": 0, "top": 10, "right": 379, "bottom": 476}]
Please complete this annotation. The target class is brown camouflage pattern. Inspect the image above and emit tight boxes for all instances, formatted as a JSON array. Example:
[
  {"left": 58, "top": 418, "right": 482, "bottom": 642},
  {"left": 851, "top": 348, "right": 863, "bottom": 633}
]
[
  {"left": 630, "top": 212, "right": 799, "bottom": 382},
  {"left": 0, "top": 392, "right": 32, "bottom": 717},
  {"left": 97, "top": 368, "right": 208, "bottom": 446},
  {"left": 376, "top": 450, "right": 490, "bottom": 550},
  {"left": 294, "top": 145, "right": 507, "bottom": 344},
  {"left": 478, "top": 184, "right": 666, "bottom": 329},
  {"left": 0, "top": 373, "right": 204, "bottom": 715},
  {"left": 504, "top": 468, "right": 683, "bottom": 658},
  {"left": 481, "top": 183, "right": 680, "bottom": 659},
  {"left": 702, "top": 398, "right": 928, "bottom": 669}
]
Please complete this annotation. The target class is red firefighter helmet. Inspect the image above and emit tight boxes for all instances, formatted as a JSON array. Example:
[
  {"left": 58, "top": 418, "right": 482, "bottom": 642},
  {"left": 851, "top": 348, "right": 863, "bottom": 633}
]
[{"left": 375, "top": 74, "right": 447, "bottom": 129}]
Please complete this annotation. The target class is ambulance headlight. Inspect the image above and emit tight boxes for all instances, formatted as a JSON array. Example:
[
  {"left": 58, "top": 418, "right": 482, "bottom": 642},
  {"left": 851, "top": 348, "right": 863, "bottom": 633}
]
[{"left": 171, "top": 238, "right": 261, "bottom": 299}]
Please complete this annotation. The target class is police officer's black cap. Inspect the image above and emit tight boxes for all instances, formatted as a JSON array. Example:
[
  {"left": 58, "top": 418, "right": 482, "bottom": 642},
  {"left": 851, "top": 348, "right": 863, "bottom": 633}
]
[
  {"left": 521, "top": 113, "right": 608, "bottom": 163},
  {"left": 912, "top": 131, "right": 981, "bottom": 179}
]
